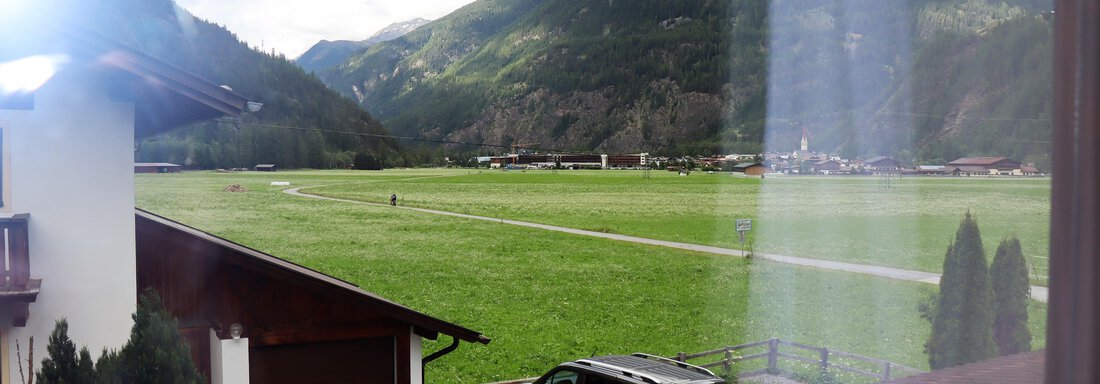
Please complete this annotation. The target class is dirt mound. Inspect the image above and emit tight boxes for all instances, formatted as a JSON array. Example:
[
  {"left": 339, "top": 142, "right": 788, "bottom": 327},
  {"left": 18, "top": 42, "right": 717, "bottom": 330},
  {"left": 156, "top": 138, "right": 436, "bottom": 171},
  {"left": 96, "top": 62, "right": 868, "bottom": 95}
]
[{"left": 223, "top": 184, "right": 249, "bottom": 193}]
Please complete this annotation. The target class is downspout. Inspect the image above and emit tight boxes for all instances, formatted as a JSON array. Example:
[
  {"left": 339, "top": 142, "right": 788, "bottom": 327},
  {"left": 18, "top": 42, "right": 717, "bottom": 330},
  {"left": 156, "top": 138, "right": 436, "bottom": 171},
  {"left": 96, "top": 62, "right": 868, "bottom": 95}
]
[{"left": 421, "top": 336, "right": 460, "bottom": 380}]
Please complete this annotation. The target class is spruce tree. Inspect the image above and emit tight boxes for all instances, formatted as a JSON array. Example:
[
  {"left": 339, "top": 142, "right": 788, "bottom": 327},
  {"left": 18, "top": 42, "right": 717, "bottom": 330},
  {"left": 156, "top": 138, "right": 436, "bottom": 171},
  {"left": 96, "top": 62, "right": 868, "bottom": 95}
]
[
  {"left": 37, "top": 319, "right": 96, "bottom": 384},
  {"left": 991, "top": 237, "right": 1032, "bottom": 356},
  {"left": 97, "top": 289, "right": 204, "bottom": 384},
  {"left": 927, "top": 212, "right": 996, "bottom": 370}
]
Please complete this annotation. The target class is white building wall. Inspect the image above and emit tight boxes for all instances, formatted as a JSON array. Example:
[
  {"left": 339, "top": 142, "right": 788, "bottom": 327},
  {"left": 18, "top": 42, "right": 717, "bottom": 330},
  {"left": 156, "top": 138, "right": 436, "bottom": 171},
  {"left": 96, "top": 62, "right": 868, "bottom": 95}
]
[
  {"left": 209, "top": 329, "right": 249, "bottom": 384},
  {"left": 0, "top": 68, "right": 138, "bottom": 379},
  {"left": 410, "top": 329, "right": 423, "bottom": 384}
]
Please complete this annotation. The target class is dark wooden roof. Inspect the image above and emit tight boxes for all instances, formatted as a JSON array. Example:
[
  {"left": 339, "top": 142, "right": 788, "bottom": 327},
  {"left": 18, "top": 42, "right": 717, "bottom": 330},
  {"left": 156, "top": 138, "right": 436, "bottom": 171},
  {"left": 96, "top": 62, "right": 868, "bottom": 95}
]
[
  {"left": 864, "top": 156, "right": 899, "bottom": 166},
  {"left": 887, "top": 350, "right": 1044, "bottom": 383},
  {"left": 947, "top": 157, "right": 1022, "bottom": 167},
  {"left": 135, "top": 163, "right": 182, "bottom": 167},
  {"left": 135, "top": 209, "right": 490, "bottom": 345},
  {"left": 1, "top": 15, "right": 248, "bottom": 138}
]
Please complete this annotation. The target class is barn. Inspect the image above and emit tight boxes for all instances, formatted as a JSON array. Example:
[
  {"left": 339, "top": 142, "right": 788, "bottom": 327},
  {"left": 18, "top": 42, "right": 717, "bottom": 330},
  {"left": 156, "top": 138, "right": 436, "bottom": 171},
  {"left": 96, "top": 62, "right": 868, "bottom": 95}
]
[
  {"left": 134, "top": 162, "right": 182, "bottom": 173},
  {"left": 733, "top": 162, "right": 768, "bottom": 176}
]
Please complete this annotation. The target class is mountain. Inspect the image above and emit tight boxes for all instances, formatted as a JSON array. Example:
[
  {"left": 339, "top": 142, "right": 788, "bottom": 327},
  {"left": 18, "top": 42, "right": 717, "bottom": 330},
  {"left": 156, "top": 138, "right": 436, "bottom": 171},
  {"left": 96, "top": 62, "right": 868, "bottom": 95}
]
[
  {"left": 56, "top": 0, "right": 401, "bottom": 169},
  {"left": 364, "top": 18, "right": 432, "bottom": 46},
  {"left": 295, "top": 40, "right": 370, "bottom": 75},
  {"left": 320, "top": 0, "right": 1052, "bottom": 161},
  {"left": 321, "top": 0, "right": 762, "bottom": 154},
  {"left": 296, "top": 18, "right": 430, "bottom": 75}
]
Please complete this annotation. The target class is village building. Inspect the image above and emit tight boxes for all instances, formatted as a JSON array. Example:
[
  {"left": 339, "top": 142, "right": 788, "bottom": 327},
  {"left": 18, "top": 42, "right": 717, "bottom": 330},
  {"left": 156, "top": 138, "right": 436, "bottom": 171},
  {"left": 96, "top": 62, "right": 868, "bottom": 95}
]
[
  {"left": 812, "top": 159, "right": 841, "bottom": 174},
  {"left": 607, "top": 153, "right": 649, "bottom": 169},
  {"left": 915, "top": 165, "right": 946, "bottom": 175},
  {"left": 1, "top": 19, "right": 485, "bottom": 384},
  {"left": 732, "top": 162, "right": 768, "bottom": 176},
  {"left": 862, "top": 156, "right": 901, "bottom": 175},
  {"left": 134, "top": 162, "right": 183, "bottom": 173},
  {"left": 945, "top": 156, "right": 1024, "bottom": 176}
]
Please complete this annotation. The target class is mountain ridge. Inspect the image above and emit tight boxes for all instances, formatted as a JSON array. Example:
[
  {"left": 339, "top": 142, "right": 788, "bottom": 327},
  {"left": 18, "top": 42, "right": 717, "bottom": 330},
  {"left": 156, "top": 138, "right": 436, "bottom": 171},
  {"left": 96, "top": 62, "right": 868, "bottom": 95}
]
[{"left": 295, "top": 17, "right": 431, "bottom": 74}]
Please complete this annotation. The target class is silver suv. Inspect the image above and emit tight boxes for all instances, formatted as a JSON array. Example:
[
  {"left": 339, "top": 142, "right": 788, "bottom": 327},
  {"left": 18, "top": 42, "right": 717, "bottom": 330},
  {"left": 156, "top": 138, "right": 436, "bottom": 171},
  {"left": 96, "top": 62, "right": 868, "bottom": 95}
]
[{"left": 531, "top": 353, "right": 726, "bottom": 384}]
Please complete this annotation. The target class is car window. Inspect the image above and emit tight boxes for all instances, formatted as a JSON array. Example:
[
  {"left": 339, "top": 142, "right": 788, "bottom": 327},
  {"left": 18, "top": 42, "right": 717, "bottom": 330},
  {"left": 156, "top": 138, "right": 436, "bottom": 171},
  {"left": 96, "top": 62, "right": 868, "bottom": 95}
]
[{"left": 545, "top": 369, "right": 580, "bottom": 384}]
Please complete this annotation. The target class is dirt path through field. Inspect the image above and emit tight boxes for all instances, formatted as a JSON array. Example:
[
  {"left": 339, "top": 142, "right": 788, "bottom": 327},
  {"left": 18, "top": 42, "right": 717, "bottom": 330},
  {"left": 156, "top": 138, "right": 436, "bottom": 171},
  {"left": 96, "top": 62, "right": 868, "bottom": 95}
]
[{"left": 284, "top": 186, "right": 1048, "bottom": 303}]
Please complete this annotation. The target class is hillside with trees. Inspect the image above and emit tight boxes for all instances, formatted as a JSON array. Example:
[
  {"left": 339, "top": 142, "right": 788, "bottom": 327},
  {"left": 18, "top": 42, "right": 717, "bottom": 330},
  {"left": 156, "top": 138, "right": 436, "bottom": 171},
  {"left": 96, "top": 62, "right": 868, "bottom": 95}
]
[
  {"left": 323, "top": 0, "right": 1053, "bottom": 163},
  {"left": 322, "top": 0, "right": 767, "bottom": 155},
  {"left": 73, "top": 0, "right": 401, "bottom": 169}
]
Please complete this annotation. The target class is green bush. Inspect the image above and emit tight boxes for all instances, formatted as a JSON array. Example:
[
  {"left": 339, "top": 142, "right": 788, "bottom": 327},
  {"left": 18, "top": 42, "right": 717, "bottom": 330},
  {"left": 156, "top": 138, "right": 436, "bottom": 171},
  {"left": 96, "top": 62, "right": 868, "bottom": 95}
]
[{"left": 36, "top": 290, "right": 203, "bottom": 384}]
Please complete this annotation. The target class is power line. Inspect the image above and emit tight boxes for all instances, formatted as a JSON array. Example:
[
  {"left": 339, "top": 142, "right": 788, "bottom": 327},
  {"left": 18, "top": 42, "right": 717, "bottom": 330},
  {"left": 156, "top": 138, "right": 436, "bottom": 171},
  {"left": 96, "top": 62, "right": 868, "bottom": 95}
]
[
  {"left": 874, "top": 111, "right": 1051, "bottom": 123},
  {"left": 224, "top": 119, "right": 581, "bottom": 154}
]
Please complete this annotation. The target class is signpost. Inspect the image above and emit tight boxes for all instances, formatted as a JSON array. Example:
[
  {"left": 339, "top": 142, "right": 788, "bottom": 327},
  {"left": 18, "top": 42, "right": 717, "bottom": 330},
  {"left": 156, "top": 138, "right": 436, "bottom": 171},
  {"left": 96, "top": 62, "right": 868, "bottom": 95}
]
[{"left": 735, "top": 219, "right": 752, "bottom": 256}]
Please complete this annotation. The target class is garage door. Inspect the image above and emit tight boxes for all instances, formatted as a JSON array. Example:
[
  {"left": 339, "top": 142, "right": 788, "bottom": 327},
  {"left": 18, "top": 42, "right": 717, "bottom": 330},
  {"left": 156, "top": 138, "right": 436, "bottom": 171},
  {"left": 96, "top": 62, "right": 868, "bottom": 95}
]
[{"left": 249, "top": 337, "right": 396, "bottom": 384}]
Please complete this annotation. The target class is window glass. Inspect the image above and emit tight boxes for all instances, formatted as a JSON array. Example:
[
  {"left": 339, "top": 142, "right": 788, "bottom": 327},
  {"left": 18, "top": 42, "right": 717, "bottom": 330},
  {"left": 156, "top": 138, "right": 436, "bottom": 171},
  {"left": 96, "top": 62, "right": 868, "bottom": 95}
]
[{"left": 547, "top": 369, "right": 579, "bottom": 384}]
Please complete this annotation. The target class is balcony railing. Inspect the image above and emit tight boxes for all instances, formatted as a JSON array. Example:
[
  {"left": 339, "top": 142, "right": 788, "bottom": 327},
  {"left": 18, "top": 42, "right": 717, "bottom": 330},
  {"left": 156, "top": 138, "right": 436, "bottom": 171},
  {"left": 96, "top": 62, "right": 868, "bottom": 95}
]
[
  {"left": 0, "top": 214, "right": 30, "bottom": 288},
  {"left": 0, "top": 214, "right": 37, "bottom": 326}
]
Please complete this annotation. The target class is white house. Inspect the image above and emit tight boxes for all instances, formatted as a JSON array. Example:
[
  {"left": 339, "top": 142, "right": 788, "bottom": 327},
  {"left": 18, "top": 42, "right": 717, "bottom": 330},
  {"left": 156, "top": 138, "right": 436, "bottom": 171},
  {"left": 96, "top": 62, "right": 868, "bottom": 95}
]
[{"left": 1, "top": 12, "right": 486, "bottom": 384}]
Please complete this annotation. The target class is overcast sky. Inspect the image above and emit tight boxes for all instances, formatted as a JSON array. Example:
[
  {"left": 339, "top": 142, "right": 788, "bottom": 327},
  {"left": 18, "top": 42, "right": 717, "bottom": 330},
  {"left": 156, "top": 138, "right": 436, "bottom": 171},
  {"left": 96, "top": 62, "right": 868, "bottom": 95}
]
[{"left": 174, "top": 0, "right": 477, "bottom": 59}]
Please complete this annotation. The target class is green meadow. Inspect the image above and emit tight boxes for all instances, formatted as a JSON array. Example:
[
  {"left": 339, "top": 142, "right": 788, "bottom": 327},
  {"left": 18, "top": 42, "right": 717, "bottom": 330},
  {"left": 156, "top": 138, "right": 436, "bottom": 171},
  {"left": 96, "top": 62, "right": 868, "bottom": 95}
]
[
  {"left": 136, "top": 169, "right": 1048, "bottom": 383},
  {"left": 308, "top": 170, "right": 1051, "bottom": 281}
]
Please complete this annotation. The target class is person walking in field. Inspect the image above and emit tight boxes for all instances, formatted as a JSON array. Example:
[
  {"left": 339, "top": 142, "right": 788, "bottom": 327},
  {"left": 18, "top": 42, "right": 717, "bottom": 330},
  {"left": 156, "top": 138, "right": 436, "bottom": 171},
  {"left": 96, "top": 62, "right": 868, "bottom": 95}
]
[{"left": 390, "top": 193, "right": 397, "bottom": 206}]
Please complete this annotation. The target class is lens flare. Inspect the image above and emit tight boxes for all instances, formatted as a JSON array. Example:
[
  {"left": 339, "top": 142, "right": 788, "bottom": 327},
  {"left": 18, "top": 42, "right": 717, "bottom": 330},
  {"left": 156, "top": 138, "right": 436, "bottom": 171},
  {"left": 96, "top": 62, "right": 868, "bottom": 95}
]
[{"left": 0, "top": 55, "right": 69, "bottom": 95}]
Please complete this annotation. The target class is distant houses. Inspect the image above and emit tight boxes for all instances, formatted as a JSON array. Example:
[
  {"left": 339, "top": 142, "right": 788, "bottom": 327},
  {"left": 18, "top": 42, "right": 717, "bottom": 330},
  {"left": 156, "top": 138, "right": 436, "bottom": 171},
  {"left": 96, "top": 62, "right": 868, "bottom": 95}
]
[
  {"left": 477, "top": 149, "right": 1045, "bottom": 178},
  {"left": 489, "top": 153, "right": 648, "bottom": 169}
]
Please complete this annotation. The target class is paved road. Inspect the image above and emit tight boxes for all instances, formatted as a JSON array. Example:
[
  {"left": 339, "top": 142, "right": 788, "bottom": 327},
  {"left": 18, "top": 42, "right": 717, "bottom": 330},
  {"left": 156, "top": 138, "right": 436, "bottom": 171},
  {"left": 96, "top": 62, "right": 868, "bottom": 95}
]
[{"left": 284, "top": 187, "right": 1048, "bottom": 303}]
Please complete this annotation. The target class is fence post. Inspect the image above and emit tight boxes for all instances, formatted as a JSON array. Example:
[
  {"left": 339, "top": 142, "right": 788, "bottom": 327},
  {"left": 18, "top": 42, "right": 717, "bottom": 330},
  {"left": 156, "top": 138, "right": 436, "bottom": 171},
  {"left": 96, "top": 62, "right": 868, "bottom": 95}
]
[
  {"left": 724, "top": 348, "right": 733, "bottom": 375},
  {"left": 881, "top": 361, "right": 892, "bottom": 382},
  {"left": 677, "top": 352, "right": 686, "bottom": 362},
  {"left": 767, "top": 338, "right": 779, "bottom": 372},
  {"left": 820, "top": 347, "right": 829, "bottom": 373}
]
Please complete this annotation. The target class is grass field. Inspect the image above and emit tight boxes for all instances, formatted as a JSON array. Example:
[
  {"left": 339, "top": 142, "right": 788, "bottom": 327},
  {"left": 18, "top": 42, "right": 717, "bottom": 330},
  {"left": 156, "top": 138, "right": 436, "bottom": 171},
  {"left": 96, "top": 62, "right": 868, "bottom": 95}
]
[
  {"left": 306, "top": 169, "right": 1051, "bottom": 282},
  {"left": 136, "top": 170, "right": 1048, "bottom": 383}
]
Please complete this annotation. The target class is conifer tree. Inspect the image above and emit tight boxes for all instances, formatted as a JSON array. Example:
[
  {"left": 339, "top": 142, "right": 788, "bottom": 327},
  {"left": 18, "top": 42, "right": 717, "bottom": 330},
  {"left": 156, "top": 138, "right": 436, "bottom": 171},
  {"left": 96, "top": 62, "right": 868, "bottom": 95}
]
[
  {"left": 927, "top": 212, "right": 996, "bottom": 370},
  {"left": 96, "top": 289, "right": 204, "bottom": 384},
  {"left": 991, "top": 237, "right": 1032, "bottom": 356},
  {"left": 37, "top": 319, "right": 96, "bottom": 384}
]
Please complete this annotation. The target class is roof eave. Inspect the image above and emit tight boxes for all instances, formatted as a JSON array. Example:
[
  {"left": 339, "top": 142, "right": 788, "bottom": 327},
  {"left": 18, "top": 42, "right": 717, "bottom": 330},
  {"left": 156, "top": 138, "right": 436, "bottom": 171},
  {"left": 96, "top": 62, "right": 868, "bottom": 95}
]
[{"left": 134, "top": 208, "right": 490, "bottom": 345}]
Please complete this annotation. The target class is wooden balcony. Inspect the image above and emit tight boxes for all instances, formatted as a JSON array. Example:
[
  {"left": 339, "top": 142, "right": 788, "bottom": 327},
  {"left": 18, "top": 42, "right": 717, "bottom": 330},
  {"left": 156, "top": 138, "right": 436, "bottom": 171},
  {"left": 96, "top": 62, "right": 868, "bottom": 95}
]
[{"left": 0, "top": 214, "right": 38, "bottom": 327}]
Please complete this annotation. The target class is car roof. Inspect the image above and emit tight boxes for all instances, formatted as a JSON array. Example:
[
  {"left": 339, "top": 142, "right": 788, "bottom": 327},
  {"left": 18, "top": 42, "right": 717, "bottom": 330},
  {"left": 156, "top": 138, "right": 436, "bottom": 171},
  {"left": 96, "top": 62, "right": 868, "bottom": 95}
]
[{"left": 570, "top": 354, "right": 724, "bottom": 384}]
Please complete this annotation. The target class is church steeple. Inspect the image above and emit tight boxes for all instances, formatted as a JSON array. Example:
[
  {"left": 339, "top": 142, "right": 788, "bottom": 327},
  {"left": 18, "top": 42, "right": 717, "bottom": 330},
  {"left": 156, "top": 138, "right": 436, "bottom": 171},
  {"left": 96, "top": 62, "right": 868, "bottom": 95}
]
[{"left": 800, "top": 128, "right": 809, "bottom": 151}]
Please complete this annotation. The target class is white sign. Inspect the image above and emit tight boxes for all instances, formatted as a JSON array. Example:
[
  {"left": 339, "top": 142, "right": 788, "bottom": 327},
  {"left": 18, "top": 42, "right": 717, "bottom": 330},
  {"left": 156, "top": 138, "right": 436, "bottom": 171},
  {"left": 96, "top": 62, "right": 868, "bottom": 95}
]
[{"left": 736, "top": 219, "right": 752, "bottom": 232}]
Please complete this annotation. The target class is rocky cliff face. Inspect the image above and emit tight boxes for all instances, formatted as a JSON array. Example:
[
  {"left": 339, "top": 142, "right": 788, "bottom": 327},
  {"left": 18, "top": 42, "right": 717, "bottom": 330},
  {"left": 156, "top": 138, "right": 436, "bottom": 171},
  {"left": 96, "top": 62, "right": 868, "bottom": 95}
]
[{"left": 446, "top": 81, "right": 729, "bottom": 153}]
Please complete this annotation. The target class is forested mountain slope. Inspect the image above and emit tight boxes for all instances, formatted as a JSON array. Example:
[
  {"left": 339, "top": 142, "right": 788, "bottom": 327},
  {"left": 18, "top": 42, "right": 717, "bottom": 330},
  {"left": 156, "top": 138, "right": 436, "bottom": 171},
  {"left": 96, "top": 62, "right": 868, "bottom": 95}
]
[
  {"left": 324, "top": 0, "right": 767, "bottom": 154},
  {"left": 324, "top": 0, "right": 1053, "bottom": 163},
  {"left": 71, "top": 0, "right": 400, "bottom": 168}
]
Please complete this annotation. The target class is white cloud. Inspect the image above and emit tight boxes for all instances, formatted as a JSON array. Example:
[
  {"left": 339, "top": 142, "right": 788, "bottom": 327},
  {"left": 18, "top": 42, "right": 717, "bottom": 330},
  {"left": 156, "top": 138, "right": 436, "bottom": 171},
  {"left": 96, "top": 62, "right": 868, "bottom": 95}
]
[{"left": 175, "top": 0, "right": 477, "bottom": 58}]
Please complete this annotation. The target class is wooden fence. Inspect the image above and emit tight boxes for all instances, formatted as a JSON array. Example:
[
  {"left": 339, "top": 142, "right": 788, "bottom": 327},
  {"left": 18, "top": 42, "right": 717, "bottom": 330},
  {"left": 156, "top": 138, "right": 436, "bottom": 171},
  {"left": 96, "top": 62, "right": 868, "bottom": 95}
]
[{"left": 672, "top": 338, "right": 924, "bottom": 383}]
